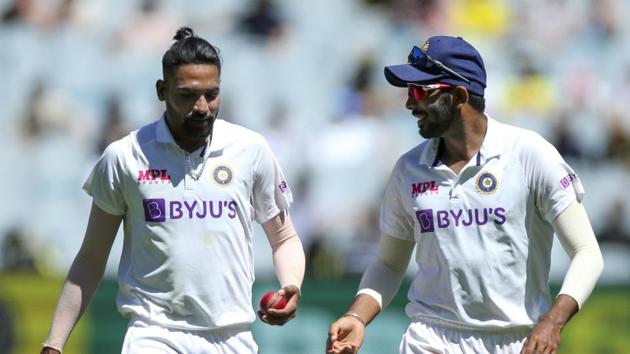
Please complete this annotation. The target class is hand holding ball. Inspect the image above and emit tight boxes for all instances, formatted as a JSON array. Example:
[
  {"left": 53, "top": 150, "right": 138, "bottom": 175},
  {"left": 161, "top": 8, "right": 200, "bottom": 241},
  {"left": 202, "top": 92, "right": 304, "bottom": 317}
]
[
  {"left": 259, "top": 290, "right": 287, "bottom": 314},
  {"left": 257, "top": 286, "right": 300, "bottom": 325}
]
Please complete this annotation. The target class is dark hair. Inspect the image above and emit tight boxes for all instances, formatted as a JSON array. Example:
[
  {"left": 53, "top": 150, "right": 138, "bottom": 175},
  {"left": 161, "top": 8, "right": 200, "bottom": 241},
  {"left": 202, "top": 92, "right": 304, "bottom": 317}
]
[
  {"left": 161, "top": 27, "right": 222, "bottom": 78},
  {"left": 468, "top": 93, "right": 485, "bottom": 113}
]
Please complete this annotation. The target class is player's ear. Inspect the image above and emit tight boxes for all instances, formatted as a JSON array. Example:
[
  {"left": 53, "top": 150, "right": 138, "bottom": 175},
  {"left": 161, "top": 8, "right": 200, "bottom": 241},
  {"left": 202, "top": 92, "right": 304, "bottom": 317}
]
[
  {"left": 156, "top": 79, "right": 167, "bottom": 101},
  {"left": 452, "top": 86, "right": 468, "bottom": 106}
]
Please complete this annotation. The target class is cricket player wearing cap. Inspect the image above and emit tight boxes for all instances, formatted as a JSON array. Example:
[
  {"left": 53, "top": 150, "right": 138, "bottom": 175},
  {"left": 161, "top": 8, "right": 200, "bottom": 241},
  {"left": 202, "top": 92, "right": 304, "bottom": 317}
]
[{"left": 327, "top": 36, "right": 603, "bottom": 354}]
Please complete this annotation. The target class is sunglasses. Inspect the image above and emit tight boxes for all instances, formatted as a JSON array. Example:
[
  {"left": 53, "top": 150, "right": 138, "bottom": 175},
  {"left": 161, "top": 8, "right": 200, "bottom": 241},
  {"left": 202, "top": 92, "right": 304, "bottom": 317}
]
[
  {"left": 408, "top": 83, "right": 452, "bottom": 101},
  {"left": 408, "top": 46, "right": 471, "bottom": 83}
]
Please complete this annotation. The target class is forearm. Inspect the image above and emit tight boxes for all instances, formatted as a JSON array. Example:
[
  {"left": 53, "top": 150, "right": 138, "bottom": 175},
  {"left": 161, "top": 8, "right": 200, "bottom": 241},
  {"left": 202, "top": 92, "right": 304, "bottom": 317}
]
[
  {"left": 263, "top": 211, "right": 305, "bottom": 288},
  {"left": 557, "top": 245, "right": 603, "bottom": 308},
  {"left": 541, "top": 294, "right": 579, "bottom": 329},
  {"left": 357, "top": 257, "right": 407, "bottom": 310},
  {"left": 326, "top": 236, "right": 411, "bottom": 352},
  {"left": 357, "top": 234, "right": 413, "bottom": 309},
  {"left": 344, "top": 293, "right": 382, "bottom": 326},
  {"left": 44, "top": 254, "right": 106, "bottom": 351},
  {"left": 553, "top": 201, "right": 604, "bottom": 308},
  {"left": 44, "top": 203, "right": 121, "bottom": 352},
  {"left": 272, "top": 236, "right": 305, "bottom": 288}
]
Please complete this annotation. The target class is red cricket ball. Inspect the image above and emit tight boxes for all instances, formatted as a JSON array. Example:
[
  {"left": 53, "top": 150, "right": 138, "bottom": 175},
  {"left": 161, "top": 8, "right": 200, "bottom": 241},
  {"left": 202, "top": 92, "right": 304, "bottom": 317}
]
[{"left": 259, "top": 290, "right": 287, "bottom": 313}]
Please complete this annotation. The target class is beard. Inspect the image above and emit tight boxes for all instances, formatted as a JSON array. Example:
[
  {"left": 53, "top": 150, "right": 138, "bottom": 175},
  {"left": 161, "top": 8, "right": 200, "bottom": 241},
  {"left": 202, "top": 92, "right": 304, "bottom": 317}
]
[
  {"left": 182, "top": 111, "right": 217, "bottom": 140},
  {"left": 419, "top": 94, "right": 456, "bottom": 139}
]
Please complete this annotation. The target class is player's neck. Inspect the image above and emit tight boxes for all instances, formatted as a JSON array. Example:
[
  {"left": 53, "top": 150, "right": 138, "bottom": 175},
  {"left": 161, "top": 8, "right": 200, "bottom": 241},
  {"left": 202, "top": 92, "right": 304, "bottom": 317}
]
[
  {"left": 441, "top": 113, "right": 487, "bottom": 172},
  {"left": 177, "top": 137, "right": 208, "bottom": 153}
]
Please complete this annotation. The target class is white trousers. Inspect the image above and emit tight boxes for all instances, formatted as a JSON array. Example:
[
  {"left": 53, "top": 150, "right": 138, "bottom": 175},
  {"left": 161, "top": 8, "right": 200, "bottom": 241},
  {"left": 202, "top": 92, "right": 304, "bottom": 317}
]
[
  {"left": 400, "top": 318, "right": 529, "bottom": 354},
  {"left": 121, "top": 319, "right": 258, "bottom": 354}
]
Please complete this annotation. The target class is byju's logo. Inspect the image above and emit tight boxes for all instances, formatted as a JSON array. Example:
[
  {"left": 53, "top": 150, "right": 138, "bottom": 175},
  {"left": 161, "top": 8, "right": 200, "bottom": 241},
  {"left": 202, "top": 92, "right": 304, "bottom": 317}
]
[
  {"left": 143, "top": 198, "right": 237, "bottom": 222},
  {"left": 415, "top": 207, "right": 506, "bottom": 233},
  {"left": 416, "top": 209, "right": 435, "bottom": 233},
  {"left": 138, "top": 169, "right": 171, "bottom": 184},
  {"left": 560, "top": 172, "right": 578, "bottom": 189},
  {"left": 144, "top": 199, "right": 166, "bottom": 222}
]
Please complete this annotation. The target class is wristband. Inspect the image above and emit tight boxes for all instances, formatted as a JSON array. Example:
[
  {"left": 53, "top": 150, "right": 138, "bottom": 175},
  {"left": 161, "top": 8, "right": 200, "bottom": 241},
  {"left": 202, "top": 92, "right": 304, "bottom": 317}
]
[{"left": 343, "top": 312, "right": 367, "bottom": 326}]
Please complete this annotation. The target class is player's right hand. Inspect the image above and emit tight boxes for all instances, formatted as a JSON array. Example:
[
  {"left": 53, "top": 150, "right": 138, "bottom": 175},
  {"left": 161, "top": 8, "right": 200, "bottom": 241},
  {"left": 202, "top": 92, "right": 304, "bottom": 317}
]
[
  {"left": 258, "top": 284, "right": 300, "bottom": 326},
  {"left": 326, "top": 316, "right": 365, "bottom": 354}
]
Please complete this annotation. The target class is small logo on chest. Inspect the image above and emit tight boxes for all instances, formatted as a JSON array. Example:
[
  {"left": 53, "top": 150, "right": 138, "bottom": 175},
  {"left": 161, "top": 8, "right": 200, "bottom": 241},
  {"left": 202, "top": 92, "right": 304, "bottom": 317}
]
[
  {"left": 476, "top": 171, "right": 498, "bottom": 195},
  {"left": 212, "top": 165, "right": 233, "bottom": 186},
  {"left": 137, "top": 169, "right": 171, "bottom": 184},
  {"left": 412, "top": 181, "right": 439, "bottom": 198}
]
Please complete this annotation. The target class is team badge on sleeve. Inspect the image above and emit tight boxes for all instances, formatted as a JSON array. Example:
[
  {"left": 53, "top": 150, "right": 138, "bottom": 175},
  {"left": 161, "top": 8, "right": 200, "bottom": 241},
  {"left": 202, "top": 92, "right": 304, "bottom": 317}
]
[
  {"left": 476, "top": 171, "right": 498, "bottom": 195},
  {"left": 560, "top": 172, "right": 578, "bottom": 189},
  {"left": 212, "top": 165, "right": 233, "bottom": 186}
]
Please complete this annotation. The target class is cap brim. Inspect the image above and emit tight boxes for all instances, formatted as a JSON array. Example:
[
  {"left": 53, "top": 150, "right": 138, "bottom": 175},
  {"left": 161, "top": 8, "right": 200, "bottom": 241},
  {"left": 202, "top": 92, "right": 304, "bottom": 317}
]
[{"left": 384, "top": 64, "right": 441, "bottom": 87}]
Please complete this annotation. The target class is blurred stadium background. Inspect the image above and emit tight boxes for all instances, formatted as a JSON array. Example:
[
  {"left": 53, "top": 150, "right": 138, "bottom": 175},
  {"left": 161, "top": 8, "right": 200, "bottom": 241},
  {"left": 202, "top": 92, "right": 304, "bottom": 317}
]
[{"left": 1, "top": 0, "right": 629, "bottom": 353}]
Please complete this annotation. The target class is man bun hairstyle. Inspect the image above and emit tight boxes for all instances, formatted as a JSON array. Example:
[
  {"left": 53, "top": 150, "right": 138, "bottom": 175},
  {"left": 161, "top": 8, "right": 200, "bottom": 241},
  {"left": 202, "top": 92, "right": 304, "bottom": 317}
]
[
  {"left": 162, "top": 26, "right": 222, "bottom": 78},
  {"left": 173, "top": 26, "right": 194, "bottom": 41}
]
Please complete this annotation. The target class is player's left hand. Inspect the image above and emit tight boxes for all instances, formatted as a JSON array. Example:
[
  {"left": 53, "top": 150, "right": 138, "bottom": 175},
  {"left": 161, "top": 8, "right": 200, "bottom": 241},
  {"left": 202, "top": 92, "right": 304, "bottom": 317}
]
[
  {"left": 257, "top": 284, "right": 300, "bottom": 326},
  {"left": 520, "top": 316, "right": 562, "bottom": 354}
]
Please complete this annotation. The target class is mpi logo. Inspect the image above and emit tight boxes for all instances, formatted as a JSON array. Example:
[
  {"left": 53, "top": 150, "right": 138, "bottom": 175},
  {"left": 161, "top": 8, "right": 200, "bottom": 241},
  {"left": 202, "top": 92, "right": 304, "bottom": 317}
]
[
  {"left": 412, "top": 181, "right": 438, "bottom": 198},
  {"left": 138, "top": 169, "right": 171, "bottom": 184},
  {"left": 143, "top": 198, "right": 237, "bottom": 222},
  {"left": 415, "top": 207, "right": 506, "bottom": 233}
]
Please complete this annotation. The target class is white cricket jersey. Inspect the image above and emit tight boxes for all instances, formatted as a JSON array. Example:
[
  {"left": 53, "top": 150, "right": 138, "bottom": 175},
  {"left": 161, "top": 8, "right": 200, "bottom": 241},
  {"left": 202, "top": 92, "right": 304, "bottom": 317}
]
[
  {"left": 83, "top": 116, "right": 292, "bottom": 331},
  {"left": 380, "top": 117, "right": 584, "bottom": 330}
]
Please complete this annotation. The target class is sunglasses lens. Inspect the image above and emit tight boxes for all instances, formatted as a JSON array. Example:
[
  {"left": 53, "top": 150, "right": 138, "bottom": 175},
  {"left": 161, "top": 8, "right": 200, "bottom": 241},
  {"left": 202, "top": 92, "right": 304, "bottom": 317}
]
[{"left": 409, "top": 86, "right": 426, "bottom": 100}]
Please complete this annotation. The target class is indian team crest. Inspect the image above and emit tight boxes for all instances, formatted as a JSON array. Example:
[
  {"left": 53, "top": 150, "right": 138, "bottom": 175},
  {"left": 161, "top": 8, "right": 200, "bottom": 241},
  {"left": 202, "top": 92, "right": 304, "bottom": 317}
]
[
  {"left": 212, "top": 165, "right": 233, "bottom": 186},
  {"left": 421, "top": 41, "right": 429, "bottom": 52},
  {"left": 476, "top": 171, "right": 499, "bottom": 195}
]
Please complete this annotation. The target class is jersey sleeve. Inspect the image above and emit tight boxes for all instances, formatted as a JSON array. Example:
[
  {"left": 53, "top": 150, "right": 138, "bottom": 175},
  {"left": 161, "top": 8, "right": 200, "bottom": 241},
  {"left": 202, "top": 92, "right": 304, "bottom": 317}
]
[
  {"left": 252, "top": 137, "right": 292, "bottom": 224},
  {"left": 379, "top": 160, "right": 415, "bottom": 241},
  {"left": 82, "top": 142, "right": 127, "bottom": 216},
  {"left": 521, "top": 133, "right": 584, "bottom": 222}
]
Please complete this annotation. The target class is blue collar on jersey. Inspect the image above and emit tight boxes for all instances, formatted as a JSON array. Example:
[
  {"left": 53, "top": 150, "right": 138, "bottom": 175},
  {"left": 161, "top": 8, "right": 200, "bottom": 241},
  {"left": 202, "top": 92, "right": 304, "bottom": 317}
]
[
  {"left": 156, "top": 114, "right": 176, "bottom": 145},
  {"left": 420, "top": 115, "right": 501, "bottom": 167}
]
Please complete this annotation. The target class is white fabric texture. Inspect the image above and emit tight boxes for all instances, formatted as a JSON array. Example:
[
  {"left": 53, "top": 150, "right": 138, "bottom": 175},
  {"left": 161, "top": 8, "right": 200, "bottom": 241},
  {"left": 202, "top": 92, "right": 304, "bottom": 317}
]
[
  {"left": 83, "top": 116, "right": 293, "bottom": 331},
  {"left": 121, "top": 318, "right": 257, "bottom": 354},
  {"left": 400, "top": 318, "right": 528, "bottom": 354},
  {"left": 553, "top": 201, "right": 604, "bottom": 308},
  {"left": 379, "top": 117, "right": 585, "bottom": 329}
]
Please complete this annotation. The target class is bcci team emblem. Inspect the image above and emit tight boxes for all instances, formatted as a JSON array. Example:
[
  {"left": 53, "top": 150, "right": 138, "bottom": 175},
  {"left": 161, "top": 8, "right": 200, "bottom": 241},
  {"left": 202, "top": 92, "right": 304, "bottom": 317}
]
[
  {"left": 476, "top": 172, "right": 498, "bottom": 195},
  {"left": 421, "top": 41, "right": 429, "bottom": 52},
  {"left": 212, "top": 165, "right": 233, "bottom": 186}
]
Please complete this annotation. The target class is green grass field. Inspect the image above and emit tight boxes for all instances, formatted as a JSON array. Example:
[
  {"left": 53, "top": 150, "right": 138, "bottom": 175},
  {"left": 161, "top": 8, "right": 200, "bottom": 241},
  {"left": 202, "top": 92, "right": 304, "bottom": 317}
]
[{"left": 1, "top": 274, "right": 628, "bottom": 354}]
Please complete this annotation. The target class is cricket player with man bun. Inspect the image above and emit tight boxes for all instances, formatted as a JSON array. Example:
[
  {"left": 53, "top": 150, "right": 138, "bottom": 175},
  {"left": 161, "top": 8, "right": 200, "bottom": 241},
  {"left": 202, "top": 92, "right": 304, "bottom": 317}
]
[
  {"left": 41, "top": 26, "right": 305, "bottom": 354},
  {"left": 327, "top": 36, "right": 604, "bottom": 354}
]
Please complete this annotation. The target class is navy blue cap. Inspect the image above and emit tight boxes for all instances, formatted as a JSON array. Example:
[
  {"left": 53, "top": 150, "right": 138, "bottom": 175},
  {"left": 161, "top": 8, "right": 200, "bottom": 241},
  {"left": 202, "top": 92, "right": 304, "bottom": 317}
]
[{"left": 385, "top": 36, "right": 487, "bottom": 96}]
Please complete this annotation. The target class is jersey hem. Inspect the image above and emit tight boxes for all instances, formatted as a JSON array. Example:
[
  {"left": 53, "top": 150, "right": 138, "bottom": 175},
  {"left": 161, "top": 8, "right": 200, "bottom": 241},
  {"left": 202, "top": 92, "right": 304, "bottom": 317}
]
[
  {"left": 127, "top": 315, "right": 253, "bottom": 338},
  {"left": 410, "top": 314, "right": 533, "bottom": 333}
]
